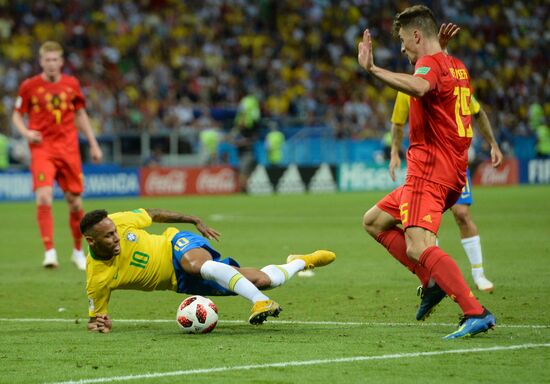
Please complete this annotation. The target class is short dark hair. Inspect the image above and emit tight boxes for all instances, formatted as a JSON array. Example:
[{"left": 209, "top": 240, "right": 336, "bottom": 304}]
[
  {"left": 393, "top": 5, "right": 438, "bottom": 39},
  {"left": 80, "top": 209, "right": 109, "bottom": 236}
]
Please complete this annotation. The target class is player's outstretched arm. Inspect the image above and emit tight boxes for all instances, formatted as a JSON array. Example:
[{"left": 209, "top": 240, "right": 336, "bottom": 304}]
[
  {"left": 474, "top": 107, "right": 503, "bottom": 168},
  {"left": 144, "top": 208, "right": 221, "bottom": 241},
  {"left": 88, "top": 314, "right": 112, "bottom": 333},
  {"left": 357, "top": 28, "right": 430, "bottom": 97},
  {"left": 389, "top": 122, "right": 404, "bottom": 181}
]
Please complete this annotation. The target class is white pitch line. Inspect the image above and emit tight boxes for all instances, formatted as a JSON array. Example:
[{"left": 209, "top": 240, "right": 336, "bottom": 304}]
[
  {"left": 1, "top": 317, "right": 548, "bottom": 329},
  {"left": 47, "top": 343, "right": 550, "bottom": 384}
]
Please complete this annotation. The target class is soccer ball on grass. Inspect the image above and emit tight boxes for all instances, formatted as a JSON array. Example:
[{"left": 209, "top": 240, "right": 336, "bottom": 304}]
[{"left": 176, "top": 295, "right": 218, "bottom": 334}]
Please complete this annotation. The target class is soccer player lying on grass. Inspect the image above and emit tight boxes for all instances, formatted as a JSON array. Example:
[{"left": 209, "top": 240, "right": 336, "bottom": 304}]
[{"left": 81, "top": 208, "right": 335, "bottom": 333}]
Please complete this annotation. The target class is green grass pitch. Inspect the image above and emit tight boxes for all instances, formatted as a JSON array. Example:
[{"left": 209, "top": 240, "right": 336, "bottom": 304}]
[{"left": 1, "top": 185, "right": 549, "bottom": 383}]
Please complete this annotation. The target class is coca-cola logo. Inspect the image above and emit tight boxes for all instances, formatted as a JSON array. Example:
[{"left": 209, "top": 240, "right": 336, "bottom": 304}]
[
  {"left": 197, "top": 168, "right": 237, "bottom": 193},
  {"left": 479, "top": 164, "right": 510, "bottom": 185},
  {"left": 145, "top": 170, "right": 186, "bottom": 194}
]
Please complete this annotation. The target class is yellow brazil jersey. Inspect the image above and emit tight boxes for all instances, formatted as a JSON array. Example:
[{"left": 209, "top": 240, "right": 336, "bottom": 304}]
[
  {"left": 469, "top": 94, "right": 481, "bottom": 115},
  {"left": 390, "top": 91, "right": 411, "bottom": 125},
  {"left": 86, "top": 209, "right": 179, "bottom": 317},
  {"left": 390, "top": 91, "right": 481, "bottom": 125}
]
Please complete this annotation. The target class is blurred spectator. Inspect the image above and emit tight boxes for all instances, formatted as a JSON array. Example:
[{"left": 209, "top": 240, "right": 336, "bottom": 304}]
[
  {"left": 9, "top": 137, "right": 30, "bottom": 166},
  {"left": 232, "top": 89, "right": 261, "bottom": 191},
  {"left": 529, "top": 103, "right": 545, "bottom": 130},
  {"left": 0, "top": 124, "right": 8, "bottom": 170},
  {"left": 143, "top": 146, "right": 163, "bottom": 167},
  {"left": 343, "top": 91, "right": 375, "bottom": 139},
  {"left": 381, "top": 131, "right": 392, "bottom": 161},
  {"left": 234, "top": 90, "right": 261, "bottom": 133},
  {"left": 535, "top": 119, "right": 550, "bottom": 158},
  {"left": 199, "top": 128, "right": 221, "bottom": 166},
  {"left": 0, "top": 0, "right": 547, "bottom": 157},
  {"left": 529, "top": 103, "right": 550, "bottom": 158},
  {"left": 265, "top": 121, "right": 285, "bottom": 165},
  {"left": 197, "top": 107, "right": 223, "bottom": 165},
  {"left": 166, "top": 95, "right": 195, "bottom": 132}
]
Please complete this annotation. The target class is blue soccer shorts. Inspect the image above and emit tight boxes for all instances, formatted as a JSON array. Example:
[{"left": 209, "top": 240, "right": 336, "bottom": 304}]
[
  {"left": 455, "top": 168, "right": 473, "bottom": 206},
  {"left": 171, "top": 231, "right": 239, "bottom": 296}
]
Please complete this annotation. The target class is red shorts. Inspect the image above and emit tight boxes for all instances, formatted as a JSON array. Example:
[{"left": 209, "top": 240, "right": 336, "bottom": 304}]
[
  {"left": 377, "top": 176, "right": 461, "bottom": 234},
  {"left": 30, "top": 150, "right": 83, "bottom": 194}
]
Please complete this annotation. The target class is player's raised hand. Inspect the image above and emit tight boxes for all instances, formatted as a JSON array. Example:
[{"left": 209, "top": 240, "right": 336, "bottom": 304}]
[
  {"left": 490, "top": 144, "right": 504, "bottom": 168},
  {"left": 358, "top": 28, "right": 374, "bottom": 71},
  {"left": 195, "top": 221, "right": 221, "bottom": 242},
  {"left": 438, "top": 23, "right": 460, "bottom": 51}
]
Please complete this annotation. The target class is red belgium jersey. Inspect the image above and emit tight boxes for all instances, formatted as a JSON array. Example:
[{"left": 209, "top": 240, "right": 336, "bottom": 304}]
[
  {"left": 15, "top": 74, "right": 86, "bottom": 155},
  {"left": 407, "top": 52, "right": 473, "bottom": 192}
]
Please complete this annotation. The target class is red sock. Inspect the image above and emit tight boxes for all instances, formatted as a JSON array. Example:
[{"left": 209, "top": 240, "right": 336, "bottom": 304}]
[
  {"left": 376, "top": 228, "right": 431, "bottom": 287},
  {"left": 70, "top": 209, "right": 84, "bottom": 251},
  {"left": 419, "top": 246, "right": 484, "bottom": 316},
  {"left": 37, "top": 205, "right": 54, "bottom": 250}
]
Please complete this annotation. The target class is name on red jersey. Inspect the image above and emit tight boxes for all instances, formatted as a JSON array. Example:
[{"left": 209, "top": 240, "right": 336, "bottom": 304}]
[{"left": 449, "top": 68, "right": 468, "bottom": 80}]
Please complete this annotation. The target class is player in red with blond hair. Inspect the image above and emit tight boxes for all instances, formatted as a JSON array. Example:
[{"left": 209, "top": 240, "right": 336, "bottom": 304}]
[
  {"left": 12, "top": 41, "right": 103, "bottom": 270},
  {"left": 358, "top": 5, "right": 496, "bottom": 339}
]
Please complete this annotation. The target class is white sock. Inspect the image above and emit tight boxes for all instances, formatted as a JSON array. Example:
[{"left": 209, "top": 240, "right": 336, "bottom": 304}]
[
  {"left": 200, "top": 260, "right": 269, "bottom": 303},
  {"left": 426, "top": 238, "right": 439, "bottom": 288},
  {"left": 261, "top": 260, "right": 305, "bottom": 288},
  {"left": 461, "top": 235, "right": 484, "bottom": 279},
  {"left": 45, "top": 248, "right": 57, "bottom": 257}
]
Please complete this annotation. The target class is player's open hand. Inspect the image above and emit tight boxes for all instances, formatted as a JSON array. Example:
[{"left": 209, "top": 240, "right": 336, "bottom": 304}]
[
  {"left": 438, "top": 23, "right": 460, "bottom": 51},
  {"left": 389, "top": 153, "right": 402, "bottom": 182},
  {"left": 358, "top": 28, "right": 374, "bottom": 71},
  {"left": 490, "top": 144, "right": 503, "bottom": 168},
  {"left": 195, "top": 221, "right": 221, "bottom": 242},
  {"left": 88, "top": 314, "right": 112, "bottom": 333}
]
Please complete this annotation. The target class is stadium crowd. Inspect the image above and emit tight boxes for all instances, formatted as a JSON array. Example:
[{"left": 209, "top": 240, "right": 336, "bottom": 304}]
[{"left": 0, "top": 0, "right": 548, "bottom": 155}]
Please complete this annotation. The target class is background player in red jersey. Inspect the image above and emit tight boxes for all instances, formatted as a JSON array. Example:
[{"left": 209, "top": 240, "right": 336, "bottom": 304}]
[
  {"left": 12, "top": 41, "right": 103, "bottom": 270},
  {"left": 357, "top": 5, "right": 496, "bottom": 339}
]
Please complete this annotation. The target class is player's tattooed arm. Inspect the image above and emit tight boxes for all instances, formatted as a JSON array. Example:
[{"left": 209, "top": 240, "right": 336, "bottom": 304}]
[
  {"left": 389, "top": 122, "right": 405, "bottom": 182},
  {"left": 474, "top": 107, "right": 503, "bottom": 168},
  {"left": 144, "top": 209, "right": 221, "bottom": 241}
]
